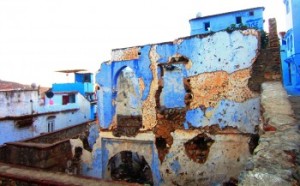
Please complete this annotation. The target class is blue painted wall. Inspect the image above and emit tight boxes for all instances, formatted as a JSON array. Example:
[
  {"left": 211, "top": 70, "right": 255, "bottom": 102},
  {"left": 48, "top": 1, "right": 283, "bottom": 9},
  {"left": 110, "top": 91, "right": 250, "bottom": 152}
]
[
  {"left": 52, "top": 73, "right": 94, "bottom": 96},
  {"left": 189, "top": 7, "right": 264, "bottom": 35},
  {"left": 52, "top": 83, "right": 85, "bottom": 94},
  {"left": 95, "top": 17, "right": 260, "bottom": 185},
  {"left": 184, "top": 98, "right": 260, "bottom": 133},
  {"left": 281, "top": 0, "right": 300, "bottom": 95},
  {"left": 0, "top": 121, "right": 33, "bottom": 145},
  {"left": 160, "top": 64, "right": 186, "bottom": 108},
  {"left": 96, "top": 30, "right": 259, "bottom": 133},
  {"left": 52, "top": 82, "right": 93, "bottom": 96},
  {"left": 96, "top": 47, "right": 153, "bottom": 128}
]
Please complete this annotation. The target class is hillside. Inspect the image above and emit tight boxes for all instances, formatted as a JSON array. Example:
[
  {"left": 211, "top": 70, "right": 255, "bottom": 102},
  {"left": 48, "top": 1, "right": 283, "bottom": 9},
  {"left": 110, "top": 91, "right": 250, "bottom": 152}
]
[
  {"left": 0, "top": 79, "right": 49, "bottom": 94},
  {"left": 0, "top": 79, "right": 31, "bottom": 90}
]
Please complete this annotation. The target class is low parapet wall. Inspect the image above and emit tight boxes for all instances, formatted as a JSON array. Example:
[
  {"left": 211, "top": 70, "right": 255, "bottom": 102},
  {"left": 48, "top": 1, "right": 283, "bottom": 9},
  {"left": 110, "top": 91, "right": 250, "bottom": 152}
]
[
  {"left": 0, "top": 140, "right": 72, "bottom": 170},
  {"left": 0, "top": 162, "right": 140, "bottom": 186},
  {"left": 25, "top": 121, "right": 91, "bottom": 144},
  {"left": 0, "top": 121, "right": 96, "bottom": 171}
]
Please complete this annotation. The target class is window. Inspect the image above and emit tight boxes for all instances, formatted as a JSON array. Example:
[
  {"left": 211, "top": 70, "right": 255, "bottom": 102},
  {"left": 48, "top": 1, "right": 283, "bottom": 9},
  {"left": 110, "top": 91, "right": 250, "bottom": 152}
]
[
  {"left": 288, "top": 63, "right": 292, "bottom": 85},
  {"left": 62, "top": 94, "right": 76, "bottom": 105},
  {"left": 204, "top": 22, "right": 210, "bottom": 31},
  {"left": 236, "top": 16, "right": 242, "bottom": 24},
  {"left": 83, "top": 74, "right": 91, "bottom": 83},
  {"left": 290, "top": 35, "right": 293, "bottom": 51},
  {"left": 47, "top": 118, "right": 55, "bottom": 132},
  {"left": 285, "top": 0, "right": 290, "bottom": 13},
  {"left": 282, "top": 40, "right": 286, "bottom": 45},
  {"left": 249, "top": 11, "right": 254, "bottom": 16},
  {"left": 69, "top": 94, "right": 76, "bottom": 103}
]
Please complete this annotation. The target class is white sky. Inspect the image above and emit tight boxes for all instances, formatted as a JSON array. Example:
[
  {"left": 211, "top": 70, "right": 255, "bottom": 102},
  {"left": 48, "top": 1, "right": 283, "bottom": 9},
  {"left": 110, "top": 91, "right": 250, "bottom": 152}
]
[{"left": 0, "top": 0, "right": 286, "bottom": 87}]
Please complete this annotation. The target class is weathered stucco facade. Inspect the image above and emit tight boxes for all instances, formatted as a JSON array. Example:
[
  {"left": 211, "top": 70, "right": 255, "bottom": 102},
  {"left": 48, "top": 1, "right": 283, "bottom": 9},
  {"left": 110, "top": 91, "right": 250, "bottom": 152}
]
[
  {"left": 86, "top": 29, "right": 262, "bottom": 185},
  {"left": 0, "top": 85, "right": 93, "bottom": 145}
]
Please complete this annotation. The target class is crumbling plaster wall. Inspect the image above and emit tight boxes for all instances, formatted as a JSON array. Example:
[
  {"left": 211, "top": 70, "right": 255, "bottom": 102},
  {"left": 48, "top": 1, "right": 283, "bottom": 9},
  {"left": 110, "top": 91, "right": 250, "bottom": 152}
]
[
  {"left": 96, "top": 29, "right": 260, "bottom": 132},
  {"left": 93, "top": 29, "right": 261, "bottom": 185},
  {"left": 161, "top": 130, "right": 251, "bottom": 185},
  {"left": 72, "top": 132, "right": 162, "bottom": 185}
]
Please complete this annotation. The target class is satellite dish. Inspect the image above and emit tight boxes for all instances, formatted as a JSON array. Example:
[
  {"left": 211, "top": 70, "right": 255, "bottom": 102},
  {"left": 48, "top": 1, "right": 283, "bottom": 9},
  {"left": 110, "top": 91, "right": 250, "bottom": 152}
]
[
  {"left": 196, "top": 12, "right": 202, "bottom": 18},
  {"left": 46, "top": 91, "right": 54, "bottom": 98},
  {"left": 31, "top": 83, "right": 37, "bottom": 89}
]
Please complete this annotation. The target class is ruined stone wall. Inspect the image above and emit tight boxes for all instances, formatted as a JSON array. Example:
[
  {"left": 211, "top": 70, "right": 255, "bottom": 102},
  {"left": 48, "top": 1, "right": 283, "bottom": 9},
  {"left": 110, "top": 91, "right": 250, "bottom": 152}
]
[
  {"left": 248, "top": 18, "right": 282, "bottom": 92},
  {"left": 97, "top": 29, "right": 261, "bottom": 134},
  {"left": 91, "top": 29, "right": 262, "bottom": 185}
]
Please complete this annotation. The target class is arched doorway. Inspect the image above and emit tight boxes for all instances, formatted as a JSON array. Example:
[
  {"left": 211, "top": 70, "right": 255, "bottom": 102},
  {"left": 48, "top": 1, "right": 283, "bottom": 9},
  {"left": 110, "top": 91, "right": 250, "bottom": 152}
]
[
  {"left": 113, "top": 67, "right": 142, "bottom": 137},
  {"left": 107, "top": 151, "right": 153, "bottom": 185}
]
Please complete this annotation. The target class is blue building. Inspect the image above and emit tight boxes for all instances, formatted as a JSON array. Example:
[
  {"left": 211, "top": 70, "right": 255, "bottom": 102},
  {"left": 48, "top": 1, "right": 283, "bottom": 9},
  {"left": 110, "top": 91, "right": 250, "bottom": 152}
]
[
  {"left": 189, "top": 7, "right": 264, "bottom": 35},
  {"left": 52, "top": 69, "right": 97, "bottom": 120},
  {"left": 281, "top": 0, "right": 300, "bottom": 95}
]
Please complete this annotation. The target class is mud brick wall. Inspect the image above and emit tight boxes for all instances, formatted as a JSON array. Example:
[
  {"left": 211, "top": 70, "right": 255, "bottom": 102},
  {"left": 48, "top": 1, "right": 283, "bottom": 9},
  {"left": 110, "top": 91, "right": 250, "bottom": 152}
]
[{"left": 249, "top": 18, "right": 282, "bottom": 92}]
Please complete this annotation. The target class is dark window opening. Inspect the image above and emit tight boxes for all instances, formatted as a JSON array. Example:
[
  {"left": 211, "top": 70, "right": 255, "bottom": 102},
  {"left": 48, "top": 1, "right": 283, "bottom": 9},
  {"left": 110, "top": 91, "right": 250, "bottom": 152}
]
[
  {"left": 47, "top": 119, "right": 55, "bottom": 132},
  {"left": 204, "top": 22, "right": 210, "bottom": 31},
  {"left": 83, "top": 74, "right": 91, "bottom": 83},
  {"left": 285, "top": 0, "right": 290, "bottom": 13},
  {"left": 69, "top": 94, "right": 75, "bottom": 103},
  {"left": 288, "top": 63, "right": 292, "bottom": 85},
  {"left": 108, "top": 151, "right": 153, "bottom": 185},
  {"left": 236, "top": 16, "right": 242, "bottom": 24},
  {"left": 290, "top": 35, "right": 293, "bottom": 51},
  {"left": 62, "top": 95, "right": 69, "bottom": 105},
  {"left": 282, "top": 40, "right": 286, "bottom": 45},
  {"left": 62, "top": 94, "right": 76, "bottom": 105},
  {"left": 249, "top": 11, "right": 254, "bottom": 16}
]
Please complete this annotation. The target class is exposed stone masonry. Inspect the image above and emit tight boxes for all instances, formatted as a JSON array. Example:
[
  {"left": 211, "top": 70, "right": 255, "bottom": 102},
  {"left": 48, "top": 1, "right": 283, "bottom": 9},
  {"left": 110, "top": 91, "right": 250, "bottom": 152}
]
[
  {"left": 239, "top": 82, "right": 300, "bottom": 185},
  {"left": 248, "top": 18, "right": 282, "bottom": 92}
]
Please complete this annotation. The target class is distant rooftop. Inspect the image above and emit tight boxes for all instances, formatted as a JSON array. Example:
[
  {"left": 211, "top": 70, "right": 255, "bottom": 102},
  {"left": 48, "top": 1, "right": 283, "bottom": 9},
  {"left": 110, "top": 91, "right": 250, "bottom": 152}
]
[
  {"left": 55, "top": 69, "right": 89, "bottom": 74},
  {"left": 189, "top": 7, "right": 265, "bottom": 21}
]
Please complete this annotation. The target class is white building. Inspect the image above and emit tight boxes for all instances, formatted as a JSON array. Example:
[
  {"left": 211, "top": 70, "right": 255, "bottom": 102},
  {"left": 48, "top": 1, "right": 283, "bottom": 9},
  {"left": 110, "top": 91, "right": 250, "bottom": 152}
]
[{"left": 0, "top": 70, "right": 96, "bottom": 145}]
